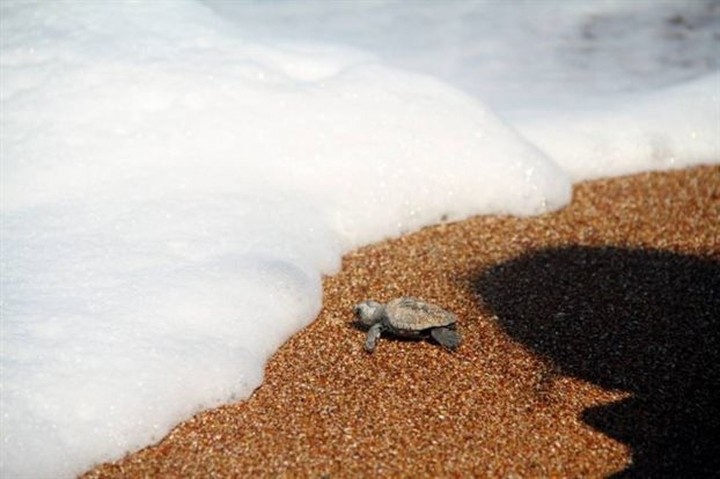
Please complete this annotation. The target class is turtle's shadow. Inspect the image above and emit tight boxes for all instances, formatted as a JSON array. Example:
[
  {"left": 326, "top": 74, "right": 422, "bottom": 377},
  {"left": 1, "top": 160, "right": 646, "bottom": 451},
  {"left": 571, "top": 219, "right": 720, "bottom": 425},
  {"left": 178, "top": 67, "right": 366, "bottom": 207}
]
[{"left": 472, "top": 245, "right": 720, "bottom": 477}]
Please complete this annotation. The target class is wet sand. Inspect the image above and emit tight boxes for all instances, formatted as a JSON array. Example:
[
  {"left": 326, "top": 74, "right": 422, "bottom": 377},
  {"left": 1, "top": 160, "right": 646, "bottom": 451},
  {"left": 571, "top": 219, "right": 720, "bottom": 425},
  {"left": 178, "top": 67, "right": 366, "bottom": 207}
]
[{"left": 85, "top": 165, "right": 719, "bottom": 478}]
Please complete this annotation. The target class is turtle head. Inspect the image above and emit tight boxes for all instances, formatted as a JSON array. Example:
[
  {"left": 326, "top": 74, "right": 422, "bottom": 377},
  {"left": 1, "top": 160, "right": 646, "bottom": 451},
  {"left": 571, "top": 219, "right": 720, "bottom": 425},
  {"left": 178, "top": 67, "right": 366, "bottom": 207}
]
[{"left": 353, "top": 300, "right": 384, "bottom": 327}]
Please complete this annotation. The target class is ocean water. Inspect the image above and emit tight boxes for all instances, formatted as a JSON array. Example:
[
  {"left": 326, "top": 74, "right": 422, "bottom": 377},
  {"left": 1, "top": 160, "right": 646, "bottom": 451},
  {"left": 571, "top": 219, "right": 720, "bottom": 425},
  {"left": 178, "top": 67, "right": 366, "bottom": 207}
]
[{"left": 1, "top": 1, "right": 717, "bottom": 477}]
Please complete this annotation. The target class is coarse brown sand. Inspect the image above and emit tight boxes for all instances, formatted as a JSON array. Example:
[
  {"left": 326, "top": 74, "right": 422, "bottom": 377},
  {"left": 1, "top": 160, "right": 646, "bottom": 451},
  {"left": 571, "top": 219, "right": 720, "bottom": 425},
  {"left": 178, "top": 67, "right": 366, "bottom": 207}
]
[{"left": 84, "top": 165, "right": 719, "bottom": 478}]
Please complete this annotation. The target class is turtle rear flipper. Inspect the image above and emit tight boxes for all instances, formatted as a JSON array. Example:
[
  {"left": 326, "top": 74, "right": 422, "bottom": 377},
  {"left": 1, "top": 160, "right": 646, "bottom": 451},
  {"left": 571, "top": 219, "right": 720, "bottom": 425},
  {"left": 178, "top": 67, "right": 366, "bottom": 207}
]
[{"left": 431, "top": 326, "right": 461, "bottom": 351}]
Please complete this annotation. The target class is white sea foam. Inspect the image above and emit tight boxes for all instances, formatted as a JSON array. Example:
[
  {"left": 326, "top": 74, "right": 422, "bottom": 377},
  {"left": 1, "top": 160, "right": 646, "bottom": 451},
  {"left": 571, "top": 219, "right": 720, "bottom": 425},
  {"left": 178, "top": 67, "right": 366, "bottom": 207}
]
[
  {"left": 511, "top": 72, "right": 720, "bottom": 180},
  {"left": 1, "top": 1, "right": 717, "bottom": 477}
]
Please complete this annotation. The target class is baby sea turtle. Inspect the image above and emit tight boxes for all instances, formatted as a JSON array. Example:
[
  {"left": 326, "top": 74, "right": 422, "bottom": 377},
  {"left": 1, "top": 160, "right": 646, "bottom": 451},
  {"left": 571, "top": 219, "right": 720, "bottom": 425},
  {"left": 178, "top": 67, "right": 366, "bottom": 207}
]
[{"left": 354, "top": 297, "right": 461, "bottom": 352}]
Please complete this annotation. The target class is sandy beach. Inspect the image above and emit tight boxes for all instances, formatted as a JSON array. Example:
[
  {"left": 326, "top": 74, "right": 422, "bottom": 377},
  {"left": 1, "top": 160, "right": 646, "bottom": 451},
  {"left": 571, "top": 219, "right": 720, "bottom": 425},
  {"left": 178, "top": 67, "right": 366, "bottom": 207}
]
[{"left": 84, "top": 165, "right": 719, "bottom": 478}]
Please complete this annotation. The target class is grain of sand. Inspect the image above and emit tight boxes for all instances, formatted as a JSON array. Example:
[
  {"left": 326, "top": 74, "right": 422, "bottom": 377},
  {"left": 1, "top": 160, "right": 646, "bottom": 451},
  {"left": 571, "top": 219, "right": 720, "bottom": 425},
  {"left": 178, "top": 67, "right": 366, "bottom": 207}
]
[{"left": 85, "top": 165, "right": 719, "bottom": 478}]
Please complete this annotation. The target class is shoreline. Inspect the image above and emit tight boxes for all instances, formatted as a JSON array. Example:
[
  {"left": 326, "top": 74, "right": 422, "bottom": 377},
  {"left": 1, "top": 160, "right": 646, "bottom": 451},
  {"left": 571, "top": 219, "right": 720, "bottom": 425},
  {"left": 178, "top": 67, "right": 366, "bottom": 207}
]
[{"left": 85, "top": 165, "right": 719, "bottom": 477}]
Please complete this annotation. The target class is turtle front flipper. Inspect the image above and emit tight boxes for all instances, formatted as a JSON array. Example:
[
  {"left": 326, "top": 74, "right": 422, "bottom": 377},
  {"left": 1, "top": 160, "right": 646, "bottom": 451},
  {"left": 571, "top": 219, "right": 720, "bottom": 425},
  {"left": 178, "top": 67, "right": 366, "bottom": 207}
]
[
  {"left": 431, "top": 326, "right": 461, "bottom": 351},
  {"left": 365, "top": 323, "right": 383, "bottom": 352}
]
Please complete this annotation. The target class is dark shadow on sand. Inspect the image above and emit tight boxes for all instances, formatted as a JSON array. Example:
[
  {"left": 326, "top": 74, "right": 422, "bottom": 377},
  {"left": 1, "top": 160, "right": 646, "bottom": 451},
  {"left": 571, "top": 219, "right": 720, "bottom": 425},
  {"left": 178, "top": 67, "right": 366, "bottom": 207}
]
[{"left": 473, "top": 246, "right": 720, "bottom": 477}]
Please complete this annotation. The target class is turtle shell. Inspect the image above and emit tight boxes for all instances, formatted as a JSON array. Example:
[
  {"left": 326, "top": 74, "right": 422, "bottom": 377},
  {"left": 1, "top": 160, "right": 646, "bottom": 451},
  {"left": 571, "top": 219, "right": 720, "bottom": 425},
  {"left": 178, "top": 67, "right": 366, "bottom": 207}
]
[{"left": 383, "top": 297, "right": 457, "bottom": 331}]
